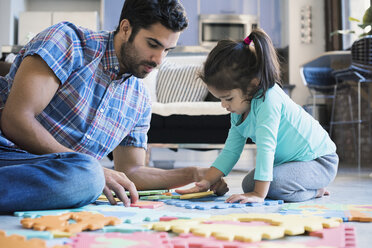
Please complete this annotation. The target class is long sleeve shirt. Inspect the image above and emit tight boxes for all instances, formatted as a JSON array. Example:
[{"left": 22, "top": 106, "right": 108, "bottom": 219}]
[{"left": 212, "top": 83, "right": 336, "bottom": 181}]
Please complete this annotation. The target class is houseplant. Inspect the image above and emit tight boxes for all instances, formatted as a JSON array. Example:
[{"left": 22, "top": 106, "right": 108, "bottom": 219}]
[{"left": 331, "top": 5, "right": 371, "bottom": 37}]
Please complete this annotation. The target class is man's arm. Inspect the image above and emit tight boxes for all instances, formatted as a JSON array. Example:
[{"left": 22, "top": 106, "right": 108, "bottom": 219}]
[
  {"left": 113, "top": 145, "right": 204, "bottom": 190},
  {"left": 0, "top": 55, "right": 74, "bottom": 154},
  {"left": 1, "top": 55, "right": 139, "bottom": 207}
]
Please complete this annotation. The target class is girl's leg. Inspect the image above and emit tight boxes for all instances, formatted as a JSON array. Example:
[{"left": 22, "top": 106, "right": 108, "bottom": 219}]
[
  {"left": 0, "top": 147, "right": 105, "bottom": 212},
  {"left": 242, "top": 153, "right": 338, "bottom": 202}
]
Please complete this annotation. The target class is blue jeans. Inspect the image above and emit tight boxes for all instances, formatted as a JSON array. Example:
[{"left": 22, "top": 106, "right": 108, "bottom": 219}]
[{"left": 0, "top": 145, "right": 105, "bottom": 213}]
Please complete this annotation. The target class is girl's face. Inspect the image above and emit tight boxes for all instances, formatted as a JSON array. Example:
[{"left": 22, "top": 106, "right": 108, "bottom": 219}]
[{"left": 208, "top": 86, "right": 251, "bottom": 115}]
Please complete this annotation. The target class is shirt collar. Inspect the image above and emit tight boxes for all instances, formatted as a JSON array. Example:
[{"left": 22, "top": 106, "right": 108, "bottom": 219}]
[{"left": 103, "top": 32, "right": 132, "bottom": 80}]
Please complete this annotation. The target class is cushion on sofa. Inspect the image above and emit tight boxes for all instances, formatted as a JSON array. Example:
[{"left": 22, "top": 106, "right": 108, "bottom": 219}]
[
  {"left": 152, "top": 101, "right": 228, "bottom": 116},
  {"left": 156, "top": 61, "right": 209, "bottom": 103}
]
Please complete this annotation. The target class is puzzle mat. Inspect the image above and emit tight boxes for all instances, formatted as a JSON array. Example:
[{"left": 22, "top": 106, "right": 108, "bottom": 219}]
[
  {"left": 0, "top": 223, "right": 356, "bottom": 248},
  {"left": 20, "top": 212, "right": 121, "bottom": 234},
  {"left": 0, "top": 230, "right": 69, "bottom": 248},
  {"left": 15, "top": 204, "right": 211, "bottom": 223},
  {"left": 146, "top": 213, "right": 342, "bottom": 243},
  {"left": 64, "top": 224, "right": 355, "bottom": 248},
  {"left": 156, "top": 195, "right": 284, "bottom": 210},
  {"left": 280, "top": 203, "right": 372, "bottom": 222},
  {"left": 171, "top": 223, "right": 356, "bottom": 248}
]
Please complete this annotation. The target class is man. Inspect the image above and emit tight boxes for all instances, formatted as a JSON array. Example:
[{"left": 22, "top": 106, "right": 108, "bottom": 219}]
[{"left": 0, "top": 0, "right": 227, "bottom": 213}]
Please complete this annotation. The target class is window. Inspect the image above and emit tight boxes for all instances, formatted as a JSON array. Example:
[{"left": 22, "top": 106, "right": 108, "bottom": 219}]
[{"left": 342, "top": 0, "right": 371, "bottom": 49}]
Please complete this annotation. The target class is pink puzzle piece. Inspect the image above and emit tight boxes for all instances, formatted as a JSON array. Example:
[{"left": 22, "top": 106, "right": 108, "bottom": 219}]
[
  {"left": 69, "top": 232, "right": 172, "bottom": 248},
  {"left": 171, "top": 224, "right": 356, "bottom": 248},
  {"left": 67, "top": 224, "right": 356, "bottom": 248},
  {"left": 308, "top": 224, "right": 356, "bottom": 248},
  {"left": 171, "top": 233, "right": 250, "bottom": 248},
  {"left": 130, "top": 201, "right": 165, "bottom": 209}
]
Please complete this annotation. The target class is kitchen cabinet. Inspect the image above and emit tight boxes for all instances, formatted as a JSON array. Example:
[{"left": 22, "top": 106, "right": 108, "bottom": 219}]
[
  {"left": 178, "top": 0, "right": 199, "bottom": 46},
  {"left": 200, "top": 0, "right": 258, "bottom": 15}
]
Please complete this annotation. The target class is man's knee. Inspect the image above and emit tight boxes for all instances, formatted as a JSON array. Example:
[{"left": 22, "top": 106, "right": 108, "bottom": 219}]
[{"left": 60, "top": 153, "right": 105, "bottom": 207}]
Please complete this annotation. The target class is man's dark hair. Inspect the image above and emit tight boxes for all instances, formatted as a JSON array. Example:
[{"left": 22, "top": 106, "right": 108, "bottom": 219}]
[{"left": 115, "top": 0, "right": 188, "bottom": 42}]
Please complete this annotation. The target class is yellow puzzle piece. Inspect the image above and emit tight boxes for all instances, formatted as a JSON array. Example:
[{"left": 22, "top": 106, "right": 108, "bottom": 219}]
[
  {"left": 179, "top": 191, "right": 215, "bottom": 200},
  {"left": 146, "top": 213, "right": 342, "bottom": 243}
]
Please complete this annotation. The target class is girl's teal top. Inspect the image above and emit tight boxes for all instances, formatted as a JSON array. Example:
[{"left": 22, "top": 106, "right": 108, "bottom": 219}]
[{"left": 212, "top": 84, "right": 336, "bottom": 181}]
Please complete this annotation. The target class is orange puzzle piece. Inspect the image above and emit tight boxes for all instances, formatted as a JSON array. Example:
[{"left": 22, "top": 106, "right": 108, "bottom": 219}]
[
  {"left": 21, "top": 211, "right": 121, "bottom": 233},
  {"left": 0, "top": 230, "right": 69, "bottom": 248}
]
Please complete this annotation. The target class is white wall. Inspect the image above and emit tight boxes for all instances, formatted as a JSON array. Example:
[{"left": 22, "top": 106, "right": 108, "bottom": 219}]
[
  {"left": 288, "top": 0, "right": 326, "bottom": 106},
  {"left": 0, "top": 0, "right": 100, "bottom": 49},
  {"left": 26, "top": 0, "right": 100, "bottom": 12},
  {"left": 0, "top": 0, "right": 26, "bottom": 48}
]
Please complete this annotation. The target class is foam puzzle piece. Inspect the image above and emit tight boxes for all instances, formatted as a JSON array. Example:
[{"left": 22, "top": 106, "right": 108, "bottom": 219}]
[
  {"left": 140, "top": 194, "right": 179, "bottom": 200},
  {"left": 280, "top": 203, "right": 372, "bottom": 222},
  {"left": 4, "top": 230, "right": 53, "bottom": 240},
  {"left": 0, "top": 230, "right": 69, "bottom": 248},
  {"left": 14, "top": 208, "right": 87, "bottom": 219},
  {"left": 67, "top": 231, "right": 172, "bottom": 248},
  {"left": 158, "top": 196, "right": 284, "bottom": 210},
  {"left": 67, "top": 231, "right": 353, "bottom": 248},
  {"left": 172, "top": 231, "right": 355, "bottom": 248},
  {"left": 308, "top": 224, "right": 356, "bottom": 248},
  {"left": 103, "top": 223, "right": 149, "bottom": 233},
  {"left": 179, "top": 191, "right": 215, "bottom": 199},
  {"left": 21, "top": 211, "right": 121, "bottom": 233},
  {"left": 15, "top": 204, "right": 211, "bottom": 224},
  {"left": 130, "top": 200, "right": 165, "bottom": 209},
  {"left": 98, "top": 190, "right": 171, "bottom": 202},
  {"left": 87, "top": 203, "right": 211, "bottom": 222},
  {"left": 146, "top": 213, "right": 341, "bottom": 243}
]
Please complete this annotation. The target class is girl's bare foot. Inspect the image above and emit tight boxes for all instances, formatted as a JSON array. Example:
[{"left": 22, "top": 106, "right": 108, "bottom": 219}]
[{"left": 316, "top": 188, "right": 330, "bottom": 198}]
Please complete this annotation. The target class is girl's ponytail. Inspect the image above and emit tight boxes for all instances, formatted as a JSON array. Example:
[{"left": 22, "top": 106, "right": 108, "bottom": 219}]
[
  {"left": 201, "top": 28, "right": 281, "bottom": 101},
  {"left": 248, "top": 29, "right": 281, "bottom": 99}
]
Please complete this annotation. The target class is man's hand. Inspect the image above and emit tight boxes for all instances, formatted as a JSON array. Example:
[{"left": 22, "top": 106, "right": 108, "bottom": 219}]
[
  {"left": 102, "top": 167, "right": 138, "bottom": 207},
  {"left": 210, "top": 179, "right": 229, "bottom": 196},
  {"left": 225, "top": 192, "right": 265, "bottom": 204},
  {"left": 193, "top": 167, "right": 229, "bottom": 196}
]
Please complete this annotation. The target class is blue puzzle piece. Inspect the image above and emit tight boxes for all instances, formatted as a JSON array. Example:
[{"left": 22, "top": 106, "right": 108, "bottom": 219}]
[
  {"left": 14, "top": 206, "right": 91, "bottom": 218},
  {"left": 158, "top": 196, "right": 283, "bottom": 210},
  {"left": 279, "top": 208, "right": 349, "bottom": 222},
  {"left": 5, "top": 230, "right": 53, "bottom": 240},
  {"left": 14, "top": 203, "right": 212, "bottom": 225}
]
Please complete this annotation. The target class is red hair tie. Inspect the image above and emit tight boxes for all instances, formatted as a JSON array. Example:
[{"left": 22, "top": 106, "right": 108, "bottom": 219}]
[{"left": 244, "top": 36, "right": 252, "bottom": 45}]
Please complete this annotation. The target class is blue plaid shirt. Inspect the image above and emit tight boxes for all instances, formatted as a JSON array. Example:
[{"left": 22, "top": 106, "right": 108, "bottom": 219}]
[{"left": 0, "top": 22, "right": 152, "bottom": 159}]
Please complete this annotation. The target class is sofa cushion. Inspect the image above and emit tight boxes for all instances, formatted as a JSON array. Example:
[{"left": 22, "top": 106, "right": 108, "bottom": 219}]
[
  {"left": 152, "top": 101, "right": 228, "bottom": 116},
  {"left": 156, "top": 61, "right": 209, "bottom": 103}
]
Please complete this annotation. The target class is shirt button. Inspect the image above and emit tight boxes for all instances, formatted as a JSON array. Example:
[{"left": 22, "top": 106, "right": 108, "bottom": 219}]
[
  {"left": 100, "top": 108, "right": 104, "bottom": 113},
  {"left": 86, "top": 135, "right": 91, "bottom": 139},
  {"left": 104, "top": 66, "right": 107, "bottom": 70},
  {"left": 114, "top": 66, "right": 119, "bottom": 70}
]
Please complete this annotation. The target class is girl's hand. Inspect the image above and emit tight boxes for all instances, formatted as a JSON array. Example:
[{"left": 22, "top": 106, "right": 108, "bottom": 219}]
[
  {"left": 225, "top": 192, "right": 265, "bottom": 204},
  {"left": 175, "top": 179, "right": 211, "bottom": 194}
]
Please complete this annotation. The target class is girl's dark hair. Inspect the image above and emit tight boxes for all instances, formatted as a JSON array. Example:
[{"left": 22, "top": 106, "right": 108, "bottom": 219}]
[
  {"left": 200, "top": 28, "right": 281, "bottom": 101},
  {"left": 115, "top": 0, "right": 188, "bottom": 42}
]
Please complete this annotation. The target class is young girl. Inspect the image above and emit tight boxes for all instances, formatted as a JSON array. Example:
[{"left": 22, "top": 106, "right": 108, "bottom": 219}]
[{"left": 176, "top": 28, "right": 338, "bottom": 203}]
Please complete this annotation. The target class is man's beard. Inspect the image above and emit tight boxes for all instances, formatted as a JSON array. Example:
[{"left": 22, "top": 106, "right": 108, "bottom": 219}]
[{"left": 119, "top": 41, "right": 157, "bottom": 79}]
